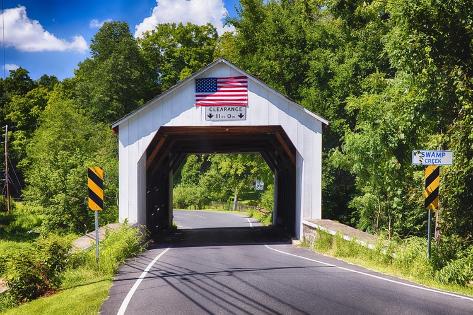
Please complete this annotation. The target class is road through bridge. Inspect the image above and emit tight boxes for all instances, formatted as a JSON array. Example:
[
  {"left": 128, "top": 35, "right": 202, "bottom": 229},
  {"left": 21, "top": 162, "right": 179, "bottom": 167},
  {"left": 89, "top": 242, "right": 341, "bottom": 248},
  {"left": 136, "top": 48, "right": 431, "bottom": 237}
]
[{"left": 101, "top": 210, "right": 473, "bottom": 314}]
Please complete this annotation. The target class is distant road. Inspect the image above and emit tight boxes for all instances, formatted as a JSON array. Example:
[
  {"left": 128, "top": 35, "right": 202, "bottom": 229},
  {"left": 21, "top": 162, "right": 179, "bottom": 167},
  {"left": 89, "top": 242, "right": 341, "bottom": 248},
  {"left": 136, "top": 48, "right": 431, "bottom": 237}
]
[
  {"left": 101, "top": 210, "right": 473, "bottom": 315},
  {"left": 173, "top": 209, "right": 261, "bottom": 229}
]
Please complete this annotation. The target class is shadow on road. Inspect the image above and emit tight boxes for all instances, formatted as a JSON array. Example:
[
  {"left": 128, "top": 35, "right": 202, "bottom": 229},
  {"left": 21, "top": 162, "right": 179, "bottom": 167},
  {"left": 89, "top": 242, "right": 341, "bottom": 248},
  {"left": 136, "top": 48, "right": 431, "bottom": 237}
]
[{"left": 150, "top": 226, "right": 292, "bottom": 248}]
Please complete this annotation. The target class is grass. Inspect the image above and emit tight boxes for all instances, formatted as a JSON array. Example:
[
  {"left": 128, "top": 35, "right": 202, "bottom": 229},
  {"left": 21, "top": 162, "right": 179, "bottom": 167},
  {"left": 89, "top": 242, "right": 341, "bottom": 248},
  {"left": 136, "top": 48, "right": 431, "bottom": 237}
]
[
  {"left": 0, "top": 224, "right": 144, "bottom": 314},
  {"left": 0, "top": 203, "right": 43, "bottom": 242},
  {"left": 0, "top": 204, "right": 44, "bottom": 277},
  {"left": 2, "top": 280, "right": 112, "bottom": 315},
  {"left": 247, "top": 208, "right": 272, "bottom": 225},
  {"left": 303, "top": 230, "right": 473, "bottom": 297}
]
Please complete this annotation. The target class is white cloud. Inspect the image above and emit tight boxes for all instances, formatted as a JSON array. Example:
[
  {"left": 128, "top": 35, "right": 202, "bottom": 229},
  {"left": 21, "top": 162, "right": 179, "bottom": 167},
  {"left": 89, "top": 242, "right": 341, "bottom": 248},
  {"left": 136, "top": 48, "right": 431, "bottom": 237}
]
[
  {"left": 4, "top": 64, "right": 19, "bottom": 71},
  {"left": 134, "top": 0, "right": 234, "bottom": 38},
  {"left": 89, "top": 18, "right": 112, "bottom": 29},
  {"left": 0, "top": 6, "right": 88, "bottom": 53}
]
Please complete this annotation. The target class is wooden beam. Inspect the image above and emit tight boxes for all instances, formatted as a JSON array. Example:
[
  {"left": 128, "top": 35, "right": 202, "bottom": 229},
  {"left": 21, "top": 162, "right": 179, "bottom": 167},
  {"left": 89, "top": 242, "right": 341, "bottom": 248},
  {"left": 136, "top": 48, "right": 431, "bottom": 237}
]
[
  {"left": 146, "top": 135, "right": 166, "bottom": 169},
  {"left": 275, "top": 132, "right": 296, "bottom": 165}
]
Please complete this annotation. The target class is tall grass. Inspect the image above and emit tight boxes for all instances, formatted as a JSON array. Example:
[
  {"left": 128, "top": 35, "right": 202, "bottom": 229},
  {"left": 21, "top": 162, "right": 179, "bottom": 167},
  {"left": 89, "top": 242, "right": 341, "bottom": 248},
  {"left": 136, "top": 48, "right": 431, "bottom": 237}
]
[{"left": 305, "top": 230, "right": 473, "bottom": 296}]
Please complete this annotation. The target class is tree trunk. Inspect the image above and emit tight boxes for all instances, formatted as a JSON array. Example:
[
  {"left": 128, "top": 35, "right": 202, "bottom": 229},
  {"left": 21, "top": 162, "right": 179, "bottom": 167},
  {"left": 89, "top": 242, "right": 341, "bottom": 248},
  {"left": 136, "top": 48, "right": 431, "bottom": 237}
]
[{"left": 232, "top": 189, "right": 239, "bottom": 211}]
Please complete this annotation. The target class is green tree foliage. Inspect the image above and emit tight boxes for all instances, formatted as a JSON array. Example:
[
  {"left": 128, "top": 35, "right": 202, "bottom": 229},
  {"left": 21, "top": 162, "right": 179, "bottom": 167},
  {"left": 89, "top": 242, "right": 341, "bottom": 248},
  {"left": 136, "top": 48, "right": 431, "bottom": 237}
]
[
  {"left": 6, "top": 87, "right": 50, "bottom": 170},
  {"left": 23, "top": 87, "right": 118, "bottom": 233},
  {"left": 139, "top": 23, "right": 218, "bottom": 91},
  {"left": 74, "top": 21, "right": 154, "bottom": 123},
  {"left": 2, "top": 68, "right": 36, "bottom": 97},
  {"left": 222, "top": 0, "right": 473, "bottom": 242},
  {"left": 174, "top": 154, "right": 273, "bottom": 209},
  {"left": 0, "top": 68, "right": 41, "bottom": 198}
]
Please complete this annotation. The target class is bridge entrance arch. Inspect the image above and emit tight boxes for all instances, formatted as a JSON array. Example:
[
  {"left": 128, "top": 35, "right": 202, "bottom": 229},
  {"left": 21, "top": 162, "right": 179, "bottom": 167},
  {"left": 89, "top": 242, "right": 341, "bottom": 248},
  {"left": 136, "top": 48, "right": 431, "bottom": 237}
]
[{"left": 146, "top": 126, "right": 296, "bottom": 236}]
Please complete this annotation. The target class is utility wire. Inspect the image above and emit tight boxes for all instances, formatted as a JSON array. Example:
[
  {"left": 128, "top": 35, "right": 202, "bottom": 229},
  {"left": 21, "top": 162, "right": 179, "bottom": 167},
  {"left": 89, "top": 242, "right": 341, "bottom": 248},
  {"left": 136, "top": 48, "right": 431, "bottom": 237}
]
[
  {"left": 8, "top": 157, "right": 21, "bottom": 190},
  {"left": 1, "top": 0, "right": 4, "bottom": 79}
]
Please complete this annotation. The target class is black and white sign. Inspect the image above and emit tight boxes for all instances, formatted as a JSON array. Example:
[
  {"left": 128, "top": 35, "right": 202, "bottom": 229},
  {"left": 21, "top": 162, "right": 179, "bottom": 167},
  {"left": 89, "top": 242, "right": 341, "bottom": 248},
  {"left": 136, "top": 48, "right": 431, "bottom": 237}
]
[
  {"left": 255, "top": 179, "right": 264, "bottom": 191},
  {"left": 205, "top": 106, "right": 247, "bottom": 121}
]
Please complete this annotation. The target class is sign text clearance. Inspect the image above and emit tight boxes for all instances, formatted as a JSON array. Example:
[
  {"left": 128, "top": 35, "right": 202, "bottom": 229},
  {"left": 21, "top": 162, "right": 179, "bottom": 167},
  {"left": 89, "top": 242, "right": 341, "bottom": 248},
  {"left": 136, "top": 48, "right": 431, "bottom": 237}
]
[
  {"left": 412, "top": 150, "right": 453, "bottom": 166},
  {"left": 205, "top": 106, "right": 246, "bottom": 121}
]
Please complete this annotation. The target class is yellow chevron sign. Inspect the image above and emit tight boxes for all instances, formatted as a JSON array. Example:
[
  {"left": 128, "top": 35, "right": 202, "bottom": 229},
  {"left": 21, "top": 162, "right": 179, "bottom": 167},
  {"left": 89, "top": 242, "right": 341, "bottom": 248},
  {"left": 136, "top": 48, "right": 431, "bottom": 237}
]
[
  {"left": 88, "top": 167, "right": 104, "bottom": 211},
  {"left": 424, "top": 165, "right": 439, "bottom": 211}
]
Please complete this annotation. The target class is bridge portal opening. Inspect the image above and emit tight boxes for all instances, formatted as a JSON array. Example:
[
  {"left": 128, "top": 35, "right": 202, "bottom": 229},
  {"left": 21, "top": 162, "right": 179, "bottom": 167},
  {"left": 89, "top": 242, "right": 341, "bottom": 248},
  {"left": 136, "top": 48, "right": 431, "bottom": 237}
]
[
  {"left": 145, "top": 126, "right": 296, "bottom": 237},
  {"left": 172, "top": 152, "right": 274, "bottom": 229}
]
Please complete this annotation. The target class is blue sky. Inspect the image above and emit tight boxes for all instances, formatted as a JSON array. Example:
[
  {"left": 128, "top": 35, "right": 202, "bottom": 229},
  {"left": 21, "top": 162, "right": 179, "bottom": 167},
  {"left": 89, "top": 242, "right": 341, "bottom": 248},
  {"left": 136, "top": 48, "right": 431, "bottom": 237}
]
[{"left": 1, "top": 0, "right": 240, "bottom": 80}]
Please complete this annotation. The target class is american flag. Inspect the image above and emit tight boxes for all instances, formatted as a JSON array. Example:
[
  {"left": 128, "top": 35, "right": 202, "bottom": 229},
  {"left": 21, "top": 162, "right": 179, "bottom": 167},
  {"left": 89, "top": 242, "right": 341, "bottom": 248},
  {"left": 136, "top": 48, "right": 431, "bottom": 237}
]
[{"left": 195, "top": 76, "right": 248, "bottom": 107}]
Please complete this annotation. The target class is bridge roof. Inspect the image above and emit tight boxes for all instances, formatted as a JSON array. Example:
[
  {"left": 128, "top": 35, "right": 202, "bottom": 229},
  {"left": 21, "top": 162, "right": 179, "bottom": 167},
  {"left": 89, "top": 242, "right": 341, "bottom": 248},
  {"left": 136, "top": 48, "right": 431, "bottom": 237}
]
[{"left": 112, "top": 58, "right": 328, "bottom": 130}]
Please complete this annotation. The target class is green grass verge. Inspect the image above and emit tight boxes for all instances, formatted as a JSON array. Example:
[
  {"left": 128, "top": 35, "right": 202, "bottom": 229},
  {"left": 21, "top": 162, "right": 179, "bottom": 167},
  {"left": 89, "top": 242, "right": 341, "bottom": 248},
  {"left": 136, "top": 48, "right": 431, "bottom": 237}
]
[
  {"left": 0, "top": 224, "right": 144, "bottom": 313},
  {"left": 303, "top": 230, "right": 473, "bottom": 297},
  {"left": 2, "top": 280, "right": 112, "bottom": 315},
  {"left": 247, "top": 208, "right": 272, "bottom": 225}
]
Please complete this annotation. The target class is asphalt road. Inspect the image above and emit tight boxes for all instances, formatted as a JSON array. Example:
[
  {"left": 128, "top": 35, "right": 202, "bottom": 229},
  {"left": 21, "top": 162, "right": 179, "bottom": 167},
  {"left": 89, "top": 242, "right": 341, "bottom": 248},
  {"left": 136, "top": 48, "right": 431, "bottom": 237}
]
[{"left": 101, "top": 210, "right": 473, "bottom": 315}]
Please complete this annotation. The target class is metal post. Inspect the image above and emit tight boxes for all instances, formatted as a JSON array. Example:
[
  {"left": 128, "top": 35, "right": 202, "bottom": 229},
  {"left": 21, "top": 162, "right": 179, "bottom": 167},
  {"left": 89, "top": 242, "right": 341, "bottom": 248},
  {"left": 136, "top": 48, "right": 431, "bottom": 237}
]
[
  {"left": 95, "top": 210, "right": 99, "bottom": 263},
  {"left": 427, "top": 209, "right": 431, "bottom": 259},
  {"left": 4, "top": 125, "right": 10, "bottom": 213}
]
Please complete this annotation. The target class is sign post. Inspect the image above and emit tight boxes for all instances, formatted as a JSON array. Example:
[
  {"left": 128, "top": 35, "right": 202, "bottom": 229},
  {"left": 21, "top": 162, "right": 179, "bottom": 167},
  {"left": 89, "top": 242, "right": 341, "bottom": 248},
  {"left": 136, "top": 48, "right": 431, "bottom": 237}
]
[
  {"left": 88, "top": 167, "right": 104, "bottom": 263},
  {"left": 412, "top": 150, "right": 452, "bottom": 259}
]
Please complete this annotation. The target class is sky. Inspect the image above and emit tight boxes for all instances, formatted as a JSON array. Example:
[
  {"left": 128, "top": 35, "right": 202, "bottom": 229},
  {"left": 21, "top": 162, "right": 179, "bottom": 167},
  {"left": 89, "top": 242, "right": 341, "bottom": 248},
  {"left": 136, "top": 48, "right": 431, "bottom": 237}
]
[{"left": 0, "top": 0, "right": 241, "bottom": 80}]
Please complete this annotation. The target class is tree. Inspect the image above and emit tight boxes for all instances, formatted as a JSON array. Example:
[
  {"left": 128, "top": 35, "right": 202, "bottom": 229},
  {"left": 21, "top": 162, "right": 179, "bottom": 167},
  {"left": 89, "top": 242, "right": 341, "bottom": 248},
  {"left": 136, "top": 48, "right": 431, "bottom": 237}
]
[
  {"left": 3, "top": 68, "right": 36, "bottom": 97},
  {"left": 139, "top": 23, "right": 218, "bottom": 92},
  {"left": 5, "top": 87, "right": 51, "bottom": 190},
  {"left": 36, "top": 75, "right": 59, "bottom": 90},
  {"left": 175, "top": 153, "right": 272, "bottom": 210},
  {"left": 74, "top": 21, "right": 154, "bottom": 123},
  {"left": 23, "top": 85, "right": 118, "bottom": 233}
]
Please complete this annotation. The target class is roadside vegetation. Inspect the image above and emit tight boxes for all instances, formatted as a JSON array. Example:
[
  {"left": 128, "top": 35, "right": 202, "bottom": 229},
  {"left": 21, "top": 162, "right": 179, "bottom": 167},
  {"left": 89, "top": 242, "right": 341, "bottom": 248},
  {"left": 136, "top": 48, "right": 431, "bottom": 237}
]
[
  {"left": 304, "top": 230, "right": 473, "bottom": 296},
  {"left": 0, "top": 211, "right": 144, "bottom": 314}
]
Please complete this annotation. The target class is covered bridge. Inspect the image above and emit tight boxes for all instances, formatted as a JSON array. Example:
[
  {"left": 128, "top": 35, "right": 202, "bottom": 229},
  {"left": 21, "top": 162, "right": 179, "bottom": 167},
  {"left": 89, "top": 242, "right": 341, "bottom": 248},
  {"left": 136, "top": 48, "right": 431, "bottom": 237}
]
[{"left": 112, "top": 59, "right": 328, "bottom": 239}]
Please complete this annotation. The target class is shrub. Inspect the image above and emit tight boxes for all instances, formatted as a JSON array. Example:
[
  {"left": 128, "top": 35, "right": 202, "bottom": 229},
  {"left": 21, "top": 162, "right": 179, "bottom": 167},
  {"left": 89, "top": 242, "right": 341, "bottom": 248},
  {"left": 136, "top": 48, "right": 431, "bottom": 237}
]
[
  {"left": 173, "top": 185, "right": 208, "bottom": 209},
  {"left": 436, "top": 246, "right": 473, "bottom": 285},
  {"left": 0, "top": 242, "right": 32, "bottom": 277},
  {"left": 431, "top": 234, "right": 466, "bottom": 270},
  {"left": 3, "top": 234, "right": 72, "bottom": 302},
  {"left": 259, "top": 184, "right": 274, "bottom": 212},
  {"left": 437, "top": 258, "right": 473, "bottom": 285},
  {"left": 392, "top": 237, "right": 434, "bottom": 279},
  {"left": 35, "top": 234, "right": 73, "bottom": 287},
  {"left": 4, "top": 249, "right": 43, "bottom": 302}
]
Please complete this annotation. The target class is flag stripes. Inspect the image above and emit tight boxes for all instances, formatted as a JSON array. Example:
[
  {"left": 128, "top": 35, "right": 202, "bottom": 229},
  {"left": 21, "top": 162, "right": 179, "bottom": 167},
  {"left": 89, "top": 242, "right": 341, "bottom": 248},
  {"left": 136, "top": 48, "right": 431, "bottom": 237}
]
[
  {"left": 195, "top": 76, "right": 248, "bottom": 107},
  {"left": 424, "top": 165, "right": 439, "bottom": 211},
  {"left": 88, "top": 167, "right": 104, "bottom": 211}
]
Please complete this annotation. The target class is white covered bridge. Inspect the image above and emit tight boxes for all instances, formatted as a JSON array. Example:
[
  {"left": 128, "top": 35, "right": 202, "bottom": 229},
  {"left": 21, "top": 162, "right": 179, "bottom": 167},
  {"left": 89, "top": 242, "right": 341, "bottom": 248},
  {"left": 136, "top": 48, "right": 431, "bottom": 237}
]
[{"left": 112, "top": 59, "right": 328, "bottom": 239}]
